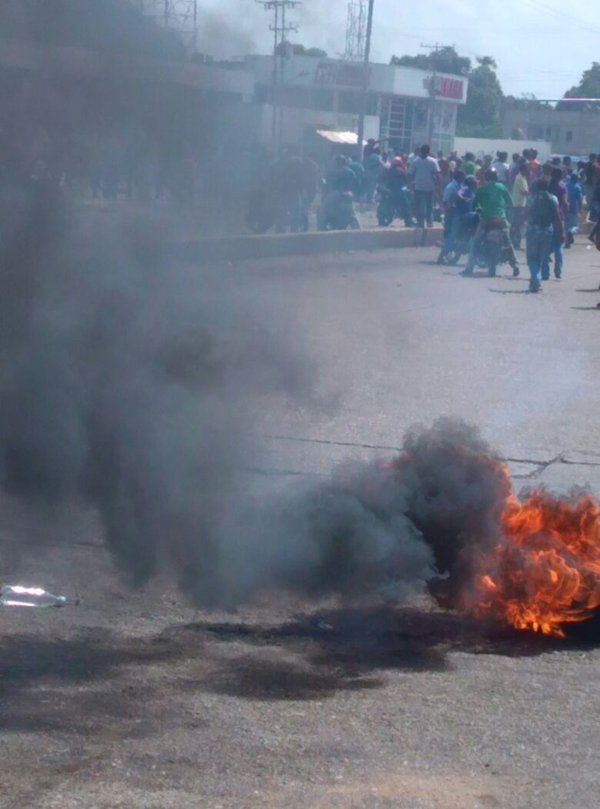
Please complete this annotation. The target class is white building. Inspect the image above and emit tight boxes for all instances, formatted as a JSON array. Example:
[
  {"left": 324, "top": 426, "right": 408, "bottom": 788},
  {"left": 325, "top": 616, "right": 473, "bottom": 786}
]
[{"left": 243, "top": 54, "right": 469, "bottom": 154}]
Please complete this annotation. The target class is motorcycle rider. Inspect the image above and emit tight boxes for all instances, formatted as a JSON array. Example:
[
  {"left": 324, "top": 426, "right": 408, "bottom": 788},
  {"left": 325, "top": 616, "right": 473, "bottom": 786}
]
[
  {"left": 317, "top": 154, "right": 359, "bottom": 230},
  {"left": 438, "top": 169, "right": 465, "bottom": 263},
  {"left": 324, "top": 154, "right": 358, "bottom": 193},
  {"left": 461, "top": 168, "right": 520, "bottom": 277},
  {"left": 438, "top": 174, "right": 478, "bottom": 263},
  {"left": 380, "top": 157, "right": 415, "bottom": 227}
]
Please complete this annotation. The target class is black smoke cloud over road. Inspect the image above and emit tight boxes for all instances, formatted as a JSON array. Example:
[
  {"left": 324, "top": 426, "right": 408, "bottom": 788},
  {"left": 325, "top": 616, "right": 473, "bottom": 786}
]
[
  {"left": 229, "top": 418, "right": 510, "bottom": 606},
  {"left": 0, "top": 183, "right": 319, "bottom": 604},
  {"left": 0, "top": 190, "right": 508, "bottom": 608}
]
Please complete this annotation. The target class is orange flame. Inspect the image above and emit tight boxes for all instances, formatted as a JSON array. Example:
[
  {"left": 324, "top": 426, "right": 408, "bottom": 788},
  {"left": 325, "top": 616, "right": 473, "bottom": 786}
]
[{"left": 471, "top": 486, "right": 600, "bottom": 637}]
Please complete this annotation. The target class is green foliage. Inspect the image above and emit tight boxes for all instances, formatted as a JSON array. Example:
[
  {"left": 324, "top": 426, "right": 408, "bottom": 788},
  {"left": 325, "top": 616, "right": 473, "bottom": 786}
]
[
  {"left": 390, "top": 46, "right": 471, "bottom": 77},
  {"left": 284, "top": 43, "right": 328, "bottom": 58},
  {"left": 558, "top": 62, "right": 600, "bottom": 110},
  {"left": 504, "top": 94, "right": 548, "bottom": 110},
  {"left": 390, "top": 48, "right": 504, "bottom": 134},
  {"left": 564, "top": 62, "right": 600, "bottom": 99},
  {"left": 457, "top": 56, "right": 504, "bottom": 135}
]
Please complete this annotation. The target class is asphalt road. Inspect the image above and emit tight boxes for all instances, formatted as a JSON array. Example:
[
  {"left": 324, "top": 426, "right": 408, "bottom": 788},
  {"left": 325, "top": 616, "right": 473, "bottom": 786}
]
[{"left": 2, "top": 241, "right": 600, "bottom": 809}]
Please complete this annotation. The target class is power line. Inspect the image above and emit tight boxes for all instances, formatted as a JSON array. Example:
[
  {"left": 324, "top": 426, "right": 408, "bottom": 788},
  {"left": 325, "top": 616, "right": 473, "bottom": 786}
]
[
  {"left": 522, "top": 0, "right": 600, "bottom": 36},
  {"left": 134, "top": 0, "right": 199, "bottom": 51},
  {"left": 256, "top": 1, "right": 302, "bottom": 153}
]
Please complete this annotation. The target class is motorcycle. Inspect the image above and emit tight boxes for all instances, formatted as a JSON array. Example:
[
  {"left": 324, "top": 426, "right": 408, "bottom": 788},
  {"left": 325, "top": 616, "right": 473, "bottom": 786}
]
[
  {"left": 478, "top": 217, "right": 515, "bottom": 277},
  {"left": 317, "top": 190, "right": 360, "bottom": 231},
  {"left": 376, "top": 185, "right": 413, "bottom": 227},
  {"left": 246, "top": 190, "right": 306, "bottom": 234},
  {"left": 442, "top": 211, "right": 480, "bottom": 265}
]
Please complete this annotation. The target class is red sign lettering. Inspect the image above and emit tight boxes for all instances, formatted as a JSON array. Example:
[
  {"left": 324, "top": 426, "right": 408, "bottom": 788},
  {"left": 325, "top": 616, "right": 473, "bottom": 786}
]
[{"left": 435, "top": 76, "right": 464, "bottom": 100}]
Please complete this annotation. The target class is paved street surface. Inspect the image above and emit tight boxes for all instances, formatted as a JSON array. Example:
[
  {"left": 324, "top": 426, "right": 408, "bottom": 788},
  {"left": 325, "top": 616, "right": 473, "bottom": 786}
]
[
  {"left": 76, "top": 197, "right": 402, "bottom": 239},
  {"left": 2, "top": 242, "right": 600, "bottom": 809}
]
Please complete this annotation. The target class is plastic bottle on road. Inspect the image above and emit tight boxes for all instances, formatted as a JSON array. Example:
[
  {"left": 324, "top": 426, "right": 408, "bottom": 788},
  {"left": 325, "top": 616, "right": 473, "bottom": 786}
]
[{"left": 0, "top": 584, "right": 67, "bottom": 608}]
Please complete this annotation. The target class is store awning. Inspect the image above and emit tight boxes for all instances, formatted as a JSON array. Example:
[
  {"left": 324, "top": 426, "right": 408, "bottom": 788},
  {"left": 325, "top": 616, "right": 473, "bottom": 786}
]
[{"left": 315, "top": 130, "right": 365, "bottom": 146}]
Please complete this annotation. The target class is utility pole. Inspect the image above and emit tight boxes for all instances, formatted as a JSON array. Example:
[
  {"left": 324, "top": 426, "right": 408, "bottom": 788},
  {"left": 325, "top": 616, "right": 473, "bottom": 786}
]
[
  {"left": 356, "top": 0, "right": 374, "bottom": 159},
  {"left": 138, "top": 1, "right": 199, "bottom": 51},
  {"left": 256, "top": 1, "right": 301, "bottom": 155},
  {"left": 421, "top": 42, "right": 453, "bottom": 150}
]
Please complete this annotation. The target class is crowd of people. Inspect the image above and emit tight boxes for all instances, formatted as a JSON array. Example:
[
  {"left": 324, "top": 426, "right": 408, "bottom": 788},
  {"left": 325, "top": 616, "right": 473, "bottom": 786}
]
[
  {"left": 435, "top": 148, "right": 600, "bottom": 291},
  {"left": 351, "top": 142, "right": 599, "bottom": 293},
  {"left": 7, "top": 122, "right": 600, "bottom": 293}
]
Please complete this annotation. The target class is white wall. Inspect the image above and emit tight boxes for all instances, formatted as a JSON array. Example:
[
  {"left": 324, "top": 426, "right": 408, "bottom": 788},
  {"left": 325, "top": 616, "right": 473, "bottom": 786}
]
[
  {"left": 244, "top": 55, "right": 468, "bottom": 103},
  {"left": 454, "top": 137, "right": 552, "bottom": 162}
]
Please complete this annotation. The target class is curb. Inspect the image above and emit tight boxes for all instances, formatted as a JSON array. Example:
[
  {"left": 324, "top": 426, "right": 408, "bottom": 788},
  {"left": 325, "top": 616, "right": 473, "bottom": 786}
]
[{"left": 168, "top": 226, "right": 442, "bottom": 263}]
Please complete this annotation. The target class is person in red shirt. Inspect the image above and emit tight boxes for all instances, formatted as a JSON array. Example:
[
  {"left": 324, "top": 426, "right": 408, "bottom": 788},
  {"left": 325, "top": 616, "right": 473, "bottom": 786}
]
[{"left": 528, "top": 149, "right": 541, "bottom": 181}]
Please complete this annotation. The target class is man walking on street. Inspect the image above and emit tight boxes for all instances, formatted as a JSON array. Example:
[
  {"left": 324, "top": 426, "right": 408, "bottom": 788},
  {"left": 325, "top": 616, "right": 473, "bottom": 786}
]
[
  {"left": 542, "top": 167, "right": 568, "bottom": 279},
  {"left": 410, "top": 144, "right": 440, "bottom": 228},
  {"left": 585, "top": 154, "right": 596, "bottom": 214},
  {"left": 525, "top": 179, "right": 564, "bottom": 293},
  {"left": 510, "top": 161, "right": 529, "bottom": 250},
  {"left": 566, "top": 171, "right": 583, "bottom": 247}
]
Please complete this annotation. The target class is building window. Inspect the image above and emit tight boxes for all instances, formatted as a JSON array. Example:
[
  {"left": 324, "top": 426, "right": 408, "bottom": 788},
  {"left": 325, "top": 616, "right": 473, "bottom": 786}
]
[
  {"left": 529, "top": 124, "right": 543, "bottom": 139},
  {"left": 566, "top": 130, "right": 573, "bottom": 143},
  {"left": 311, "top": 88, "right": 335, "bottom": 111},
  {"left": 337, "top": 91, "right": 377, "bottom": 116}
]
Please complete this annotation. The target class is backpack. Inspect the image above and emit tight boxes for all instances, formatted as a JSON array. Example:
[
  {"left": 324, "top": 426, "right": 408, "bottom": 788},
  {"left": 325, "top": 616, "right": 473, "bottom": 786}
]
[{"left": 529, "top": 191, "right": 556, "bottom": 229}]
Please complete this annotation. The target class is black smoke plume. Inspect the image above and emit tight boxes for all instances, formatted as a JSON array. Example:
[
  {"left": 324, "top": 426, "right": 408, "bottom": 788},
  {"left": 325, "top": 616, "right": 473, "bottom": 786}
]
[
  {"left": 0, "top": 0, "right": 513, "bottom": 609},
  {"left": 0, "top": 186, "right": 508, "bottom": 608},
  {"left": 0, "top": 182, "right": 318, "bottom": 605}
]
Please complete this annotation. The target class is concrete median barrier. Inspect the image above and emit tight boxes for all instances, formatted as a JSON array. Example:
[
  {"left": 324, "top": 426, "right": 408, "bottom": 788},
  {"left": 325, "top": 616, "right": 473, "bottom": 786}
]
[{"left": 169, "top": 226, "right": 443, "bottom": 263}]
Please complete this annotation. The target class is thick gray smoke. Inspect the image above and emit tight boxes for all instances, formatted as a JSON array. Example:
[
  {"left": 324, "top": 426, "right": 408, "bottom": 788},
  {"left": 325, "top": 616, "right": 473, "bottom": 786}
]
[
  {"left": 0, "top": 0, "right": 513, "bottom": 609},
  {"left": 0, "top": 186, "right": 508, "bottom": 608},
  {"left": 230, "top": 417, "right": 511, "bottom": 605},
  {"left": 0, "top": 183, "right": 318, "bottom": 604}
]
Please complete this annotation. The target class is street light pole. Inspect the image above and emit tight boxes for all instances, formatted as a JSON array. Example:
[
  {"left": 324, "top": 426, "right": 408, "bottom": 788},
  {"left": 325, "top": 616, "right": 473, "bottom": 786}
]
[{"left": 356, "top": 0, "right": 374, "bottom": 159}]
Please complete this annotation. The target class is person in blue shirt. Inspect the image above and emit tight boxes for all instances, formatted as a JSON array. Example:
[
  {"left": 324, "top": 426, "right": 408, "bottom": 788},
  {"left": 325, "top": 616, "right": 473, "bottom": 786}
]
[
  {"left": 438, "top": 170, "right": 465, "bottom": 263},
  {"left": 566, "top": 172, "right": 583, "bottom": 248},
  {"left": 453, "top": 176, "right": 479, "bottom": 243}
]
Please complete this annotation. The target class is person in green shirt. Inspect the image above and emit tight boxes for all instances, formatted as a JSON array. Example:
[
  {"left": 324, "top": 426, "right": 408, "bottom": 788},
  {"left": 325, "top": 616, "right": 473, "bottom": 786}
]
[
  {"left": 462, "top": 169, "right": 520, "bottom": 276},
  {"left": 462, "top": 152, "right": 476, "bottom": 177}
]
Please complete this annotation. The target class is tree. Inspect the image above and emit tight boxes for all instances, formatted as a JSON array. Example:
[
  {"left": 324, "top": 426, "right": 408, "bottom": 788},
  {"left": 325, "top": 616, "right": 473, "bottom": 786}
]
[
  {"left": 276, "top": 42, "right": 327, "bottom": 58},
  {"left": 558, "top": 62, "right": 600, "bottom": 110},
  {"left": 390, "top": 46, "right": 470, "bottom": 77},
  {"left": 457, "top": 56, "right": 504, "bottom": 137},
  {"left": 504, "top": 93, "right": 549, "bottom": 112},
  {"left": 390, "top": 48, "right": 505, "bottom": 136}
]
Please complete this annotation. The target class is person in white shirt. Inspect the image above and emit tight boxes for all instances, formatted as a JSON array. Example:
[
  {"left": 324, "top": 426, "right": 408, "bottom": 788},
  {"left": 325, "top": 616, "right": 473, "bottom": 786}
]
[
  {"left": 410, "top": 144, "right": 440, "bottom": 227},
  {"left": 492, "top": 151, "right": 510, "bottom": 185}
]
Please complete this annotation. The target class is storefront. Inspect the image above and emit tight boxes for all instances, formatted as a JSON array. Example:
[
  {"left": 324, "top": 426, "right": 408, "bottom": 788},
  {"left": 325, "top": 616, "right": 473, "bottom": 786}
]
[{"left": 244, "top": 54, "right": 468, "bottom": 155}]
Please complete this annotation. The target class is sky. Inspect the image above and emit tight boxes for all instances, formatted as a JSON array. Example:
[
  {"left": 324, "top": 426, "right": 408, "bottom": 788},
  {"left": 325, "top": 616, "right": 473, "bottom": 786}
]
[{"left": 198, "top": 0, "right": 600, "bottom": 99}]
